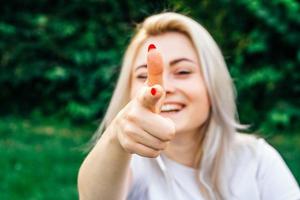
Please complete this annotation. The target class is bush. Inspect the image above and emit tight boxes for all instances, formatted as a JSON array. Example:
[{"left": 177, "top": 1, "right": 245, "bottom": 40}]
[{"left": 0, "top": 0, "right": 299, "bottom": 133}]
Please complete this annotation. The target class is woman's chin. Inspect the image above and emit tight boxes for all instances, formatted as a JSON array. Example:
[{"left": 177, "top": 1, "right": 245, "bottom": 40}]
[{"left": 159, "top": 110, "right": 185, "bottom": 132}]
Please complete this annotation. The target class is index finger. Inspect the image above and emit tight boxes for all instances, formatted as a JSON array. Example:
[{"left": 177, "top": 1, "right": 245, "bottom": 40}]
[{"left": 147, "top": 44, "right": 163, "bottom": 86}]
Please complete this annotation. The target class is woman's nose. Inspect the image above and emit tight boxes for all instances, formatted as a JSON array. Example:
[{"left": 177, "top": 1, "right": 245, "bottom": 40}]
[{"left": 162, "top": 74, "right": 176, "bottom": 94}]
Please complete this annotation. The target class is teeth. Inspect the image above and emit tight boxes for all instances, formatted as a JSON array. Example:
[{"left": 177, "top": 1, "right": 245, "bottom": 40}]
[{"left": 161, "top": 104, "right": 183, "bottom": 112}]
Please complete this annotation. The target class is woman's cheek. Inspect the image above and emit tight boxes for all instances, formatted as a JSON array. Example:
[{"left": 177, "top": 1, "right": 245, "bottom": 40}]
[{"left": 130, "top": 80, "right": 143, "bottom": 99}]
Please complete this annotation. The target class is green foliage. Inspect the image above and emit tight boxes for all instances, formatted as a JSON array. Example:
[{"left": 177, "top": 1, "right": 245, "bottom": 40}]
[
  {"left": 175, "top": 0, "right": 300, "bottom": 134},
  {"left": 0, "top": 0, "right": 299, "bottom": 133}
]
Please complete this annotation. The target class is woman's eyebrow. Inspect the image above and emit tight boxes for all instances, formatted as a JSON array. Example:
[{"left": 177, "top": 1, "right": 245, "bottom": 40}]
[
  {"left": 135, "top": 64, "right": 147, "bottom": 72},
  {"left": 169, "top": 58, "right": 195, "bottom": 66},
  {"left": 135, "top": 58, "right": 195, "bottom": 72}
]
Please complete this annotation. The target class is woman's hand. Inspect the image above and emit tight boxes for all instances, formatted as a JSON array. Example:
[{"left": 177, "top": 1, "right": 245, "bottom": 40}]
[{"left": 109, "top": 45, "right": 176, "bottom": 158}]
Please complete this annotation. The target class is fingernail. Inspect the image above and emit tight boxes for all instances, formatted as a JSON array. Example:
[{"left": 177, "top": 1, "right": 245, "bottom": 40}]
[
  {"left": 151, "top": 87, "right": 157, "bottom": 96},
  {"left": 148, "top": 44, "right": 156, "bottom": 52}
]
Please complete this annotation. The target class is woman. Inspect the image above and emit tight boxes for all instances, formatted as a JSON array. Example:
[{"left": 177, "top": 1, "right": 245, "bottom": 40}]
[{"left": 77, "top": 12, "right": 300, "bottom": 200}]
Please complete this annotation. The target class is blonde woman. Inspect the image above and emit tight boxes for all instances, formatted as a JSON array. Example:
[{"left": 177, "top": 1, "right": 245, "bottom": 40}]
[{"left": 77, "top": 12, "right": 300, "bottom": 200}]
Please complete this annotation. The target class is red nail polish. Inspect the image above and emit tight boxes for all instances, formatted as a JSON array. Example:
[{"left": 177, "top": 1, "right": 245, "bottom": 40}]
[
  {"left": 148, "top": 44, "right": 156, "bottom": 52},
  {"left": 151, "top": 88, "right": 157, "bottom": 96}
]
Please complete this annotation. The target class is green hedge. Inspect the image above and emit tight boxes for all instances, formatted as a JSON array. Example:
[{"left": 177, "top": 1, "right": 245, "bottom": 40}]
[{"left": 0, "top": 0, "right": 299, "bottom": 134}]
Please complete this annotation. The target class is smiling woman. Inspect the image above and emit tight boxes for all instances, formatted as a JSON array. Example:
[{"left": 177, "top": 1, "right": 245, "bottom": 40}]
[
  {"left": 77, "top": 12, "right": 300, "bottom": 200},
  {"left": 131, "top": 32, "right": 210, "bottom": 140}
]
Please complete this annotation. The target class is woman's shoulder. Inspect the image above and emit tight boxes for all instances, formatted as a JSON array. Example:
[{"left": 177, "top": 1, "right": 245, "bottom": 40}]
[
  {"left": 234, "top": 133, "right": 300, "bottom": 199},
  {"left": 234, "top": 132, "right": 274, "bottom": 155},
  {"left": 234, "top": 133, "right": 299, "bottom": 182},
  {"left": 231, "top": 133, "right": 285, "bottom": 168}
]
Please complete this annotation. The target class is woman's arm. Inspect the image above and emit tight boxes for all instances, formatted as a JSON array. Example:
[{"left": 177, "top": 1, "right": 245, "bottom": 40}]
[
  {"left": 77, "top": 87, "right": 174, "bottom": 199},
  {"left": 77, "top": 48, "right": 175, "bottom": 200},
  {"left": 77, "top": 126, "right": 132, "bottom": 200}
]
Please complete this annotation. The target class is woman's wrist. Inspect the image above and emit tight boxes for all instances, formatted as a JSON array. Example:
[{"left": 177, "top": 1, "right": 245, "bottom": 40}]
[{"left": 101, "top": 121, "right": 131, "bottom": 156}]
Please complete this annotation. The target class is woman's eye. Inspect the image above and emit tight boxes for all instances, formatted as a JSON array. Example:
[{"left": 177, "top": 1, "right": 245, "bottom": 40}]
[
  {"left": 137, "top": 74, "right": 147, "bottom": 79},
  {"left": 176, "top": 71, "right": 191, "bottom": 75}
]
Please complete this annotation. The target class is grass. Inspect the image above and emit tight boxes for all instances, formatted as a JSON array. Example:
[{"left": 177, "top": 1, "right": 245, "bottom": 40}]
[
  {"left": 0, "top": 116, "right": 94, "bottom": 200},
  {"left": 0, "top": 116, "right": 299, "bottom": 199}
]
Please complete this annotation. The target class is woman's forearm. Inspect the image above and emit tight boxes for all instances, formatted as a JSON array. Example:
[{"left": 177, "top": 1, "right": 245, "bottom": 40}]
[{"left": 77, "top": 127, "right": 132, "bottom": 200}]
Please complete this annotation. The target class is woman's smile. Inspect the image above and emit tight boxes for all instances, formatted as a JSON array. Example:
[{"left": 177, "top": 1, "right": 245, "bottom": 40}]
[
  {"left": 131, "top": 32, "right": 211, "bottom": 135},
  {"left": 160, "top": 102, "right": 185, "bottom": 117}
]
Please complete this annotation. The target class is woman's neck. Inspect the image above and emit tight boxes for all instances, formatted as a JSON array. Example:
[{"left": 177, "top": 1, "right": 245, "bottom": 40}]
[{"left": 163, "top": 127, "right": 205, "bottom": 168}]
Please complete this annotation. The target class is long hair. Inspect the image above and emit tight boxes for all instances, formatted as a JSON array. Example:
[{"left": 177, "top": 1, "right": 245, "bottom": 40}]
[{"left": 91, "top": 12, "right": 251, "bottom": 199}]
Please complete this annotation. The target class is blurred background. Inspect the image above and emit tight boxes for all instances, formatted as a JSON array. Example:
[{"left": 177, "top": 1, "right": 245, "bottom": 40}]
[{"left": 0, "top": 0, "right": 299, "bottom": 199}]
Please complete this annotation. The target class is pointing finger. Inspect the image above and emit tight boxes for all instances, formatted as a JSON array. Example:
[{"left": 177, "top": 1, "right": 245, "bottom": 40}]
[{"left": 147, "top": 44, "right": 163, "bottom": 86}]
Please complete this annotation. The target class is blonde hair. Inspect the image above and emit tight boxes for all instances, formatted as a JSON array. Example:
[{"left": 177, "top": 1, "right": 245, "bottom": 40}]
[{"left": 92, "top": 12, "right": 251, "bottom": 199}]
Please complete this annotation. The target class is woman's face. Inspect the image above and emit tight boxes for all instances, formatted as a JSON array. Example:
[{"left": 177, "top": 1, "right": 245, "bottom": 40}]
[{"left": 130, "top": 32, "right": 211, "bottom": 135}]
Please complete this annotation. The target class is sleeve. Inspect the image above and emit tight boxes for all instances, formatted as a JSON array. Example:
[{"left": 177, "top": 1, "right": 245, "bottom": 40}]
[
  {"left": 127, "top": 155, "right": 149, "bottom": 200},
  {"left": 256, "top": 139, "right": 300, "bottom": 200}
]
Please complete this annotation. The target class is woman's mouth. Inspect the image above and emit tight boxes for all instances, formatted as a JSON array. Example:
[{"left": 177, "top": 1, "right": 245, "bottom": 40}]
[{"left": 160, "top": 103, "right": 185, "bottom": 114}]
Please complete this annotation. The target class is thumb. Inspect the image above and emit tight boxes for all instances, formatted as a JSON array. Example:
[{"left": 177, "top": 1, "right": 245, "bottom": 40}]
[{"left": 138, "top": 84, "right": 165, "bottom": 113}]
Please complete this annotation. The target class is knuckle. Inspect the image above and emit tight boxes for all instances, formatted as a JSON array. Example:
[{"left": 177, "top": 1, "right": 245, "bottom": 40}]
[
  {"left": 148, "top": 150, "right": 160, "bottom": 158},
  {"left": 156, "top": 141, "right": 167, "bottom": 150},
  {"left": 160, "top": 142, "right": 168, "bottom": 150},
  {"left": 166, "top": 127, "right": 176, "bottom": 140},
  {"left": 162, "top": 134, "right": 172, "bottom": 141},
  {"left": 125, "top": 111, "right": 137, "bottom": 123},
  {"left": 123, "top": 123, "right": 133, "bottom": 134},
  {"left": 123, "top": 124, "right": 138, "bottom": 140},
  {"left": 122, "top": 139, "right": 134, "bottom": 153},
  {"left": 169, "top": 131, "right": 176, "bottom": 140}
]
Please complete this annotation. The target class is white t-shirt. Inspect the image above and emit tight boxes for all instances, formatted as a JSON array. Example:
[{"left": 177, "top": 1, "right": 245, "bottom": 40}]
[{"left": 127, "top": 136, "right": 300, "bottom": 200}]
